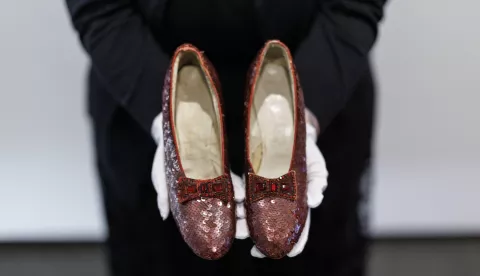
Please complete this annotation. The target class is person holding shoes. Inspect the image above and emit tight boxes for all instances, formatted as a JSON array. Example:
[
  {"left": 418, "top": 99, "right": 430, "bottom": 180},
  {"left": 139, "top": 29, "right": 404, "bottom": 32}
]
[{"left": 65, "top": 0, "right": 387, "bottom": 275}]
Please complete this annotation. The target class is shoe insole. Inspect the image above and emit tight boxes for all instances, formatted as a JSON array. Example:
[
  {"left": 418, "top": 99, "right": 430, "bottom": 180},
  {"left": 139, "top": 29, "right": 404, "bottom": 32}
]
[
  {"left": 250, "top": 61, "right": 294, "bottom": 178},
  {"left": 175, "top": 65, "right": 222, "bottom": 180}
]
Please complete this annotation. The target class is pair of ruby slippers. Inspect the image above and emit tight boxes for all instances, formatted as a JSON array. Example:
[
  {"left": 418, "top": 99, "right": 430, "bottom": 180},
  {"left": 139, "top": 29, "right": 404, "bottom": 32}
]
[{"left": 162, "top": 40, "right": 307, "bottom": 260}]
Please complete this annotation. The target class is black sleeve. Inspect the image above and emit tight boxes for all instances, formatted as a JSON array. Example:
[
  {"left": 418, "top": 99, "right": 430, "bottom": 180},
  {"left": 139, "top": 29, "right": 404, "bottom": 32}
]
[
  {"left": 294, "top": 0, "right": 386, "bottom": 132},
  {"left": 65, "top": 0, "right": 169, "bottom": 133}
]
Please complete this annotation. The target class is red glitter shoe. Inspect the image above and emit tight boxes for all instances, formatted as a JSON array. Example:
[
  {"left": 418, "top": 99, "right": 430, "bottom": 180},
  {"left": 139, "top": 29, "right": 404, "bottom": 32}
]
[
  {"left": 162, "top": 44, "right": 235, "bottom": 260},
  {"left": 244, "top": 40, "right": 308, "bottom": 259}
]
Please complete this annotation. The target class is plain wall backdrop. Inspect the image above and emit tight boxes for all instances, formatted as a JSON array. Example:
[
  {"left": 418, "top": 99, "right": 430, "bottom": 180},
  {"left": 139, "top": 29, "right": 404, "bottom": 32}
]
[{"left": 0, "top": 1, "right": 479, "bottom": 241}]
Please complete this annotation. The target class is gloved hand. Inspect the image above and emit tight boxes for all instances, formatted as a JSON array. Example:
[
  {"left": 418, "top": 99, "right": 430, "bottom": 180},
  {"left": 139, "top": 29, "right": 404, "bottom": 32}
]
[
  {"left": 235, "top": 110, "right": 328, "bottom": 258},
  {"left": 150, "top": 114, "right": 245, "bottom": 220}
]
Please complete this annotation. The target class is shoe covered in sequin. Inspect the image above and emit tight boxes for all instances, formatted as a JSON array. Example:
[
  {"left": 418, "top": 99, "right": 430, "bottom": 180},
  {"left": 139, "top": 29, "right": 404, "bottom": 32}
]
[
  {"left": 162, "top": 44, "right": 235, "bottom": 260},
  {"left": 244, "top": 40, "right": 308, "bottom": 259}
]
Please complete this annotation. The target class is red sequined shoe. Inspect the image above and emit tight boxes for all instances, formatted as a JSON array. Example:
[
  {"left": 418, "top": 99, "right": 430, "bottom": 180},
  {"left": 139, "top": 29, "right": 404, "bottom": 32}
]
[
  {"left": 244, "top": 40, "right": 308, "bottom": 259},
  {"left": 162, "top": 44, "right": 235, "bottom": 260}
]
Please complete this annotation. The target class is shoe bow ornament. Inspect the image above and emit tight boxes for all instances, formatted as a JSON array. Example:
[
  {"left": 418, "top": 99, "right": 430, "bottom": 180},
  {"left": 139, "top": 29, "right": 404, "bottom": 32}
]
[
  {"left": 248, "top": 171, "right": 297, "bottom": 203},
  {"left": 177, "top": 175, "right": 231, "bottom": 204}
]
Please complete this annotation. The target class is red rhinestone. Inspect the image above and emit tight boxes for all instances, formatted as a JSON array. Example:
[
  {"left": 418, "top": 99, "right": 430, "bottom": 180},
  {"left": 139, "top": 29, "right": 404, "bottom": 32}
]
[
  {"left": 281, "top": 184, "right": 290, "bottom": 192},
  {"left": 186, "top": 185, "right": 197, "bottom": 193},
  {"left": 256, "top": 182, "right": 265, "bottom": 192},
  {"left": 200, "top": 184, "right": 209, "bottom": 193},
  {"left": 271, "top": 183, "right": 277, "bottom": 192},
  {"left": 212, "top": 183, "right": 223, "bottom": 192}
]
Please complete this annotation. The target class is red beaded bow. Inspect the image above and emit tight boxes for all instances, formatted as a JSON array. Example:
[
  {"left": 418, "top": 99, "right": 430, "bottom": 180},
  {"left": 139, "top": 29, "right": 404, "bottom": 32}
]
[
  {"left": 248, "top": 170, "right": 297, "bottom": 203},
  {"left": 177, "top": 175, "right": 230, "bottom": 204}
]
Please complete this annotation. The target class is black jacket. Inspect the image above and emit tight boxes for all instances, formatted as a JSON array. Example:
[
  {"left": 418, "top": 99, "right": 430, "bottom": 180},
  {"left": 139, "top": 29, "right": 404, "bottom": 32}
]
[{"left": 66, "top": 0, "right": 385, "bottom": 134}]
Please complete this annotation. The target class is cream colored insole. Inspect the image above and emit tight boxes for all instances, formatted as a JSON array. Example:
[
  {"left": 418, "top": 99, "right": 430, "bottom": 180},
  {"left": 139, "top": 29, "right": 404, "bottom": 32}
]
[
  {"left": 250, "top": 61, "right": 294, "bottom": 178},
  {"left": 175, "top": 65, "right": 222, "bottom": 180}
]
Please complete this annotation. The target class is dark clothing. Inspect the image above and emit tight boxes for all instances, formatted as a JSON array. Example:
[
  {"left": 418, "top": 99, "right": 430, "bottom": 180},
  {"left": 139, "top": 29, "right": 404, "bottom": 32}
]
[
  {"left": 67, "top": 0, "right": 385, "bottom": 133},
  {"left": 67, "top": 0, "right": 385, "bottom": 275}
]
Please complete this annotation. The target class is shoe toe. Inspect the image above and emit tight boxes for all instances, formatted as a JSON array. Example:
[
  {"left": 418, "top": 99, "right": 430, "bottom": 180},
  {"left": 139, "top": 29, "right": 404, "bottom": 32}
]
[
  {"left": 249, "top": 198, "right": 303, "bottom": 259},
  {"left": 181, "top": 198, "right": 235, "bottom": 260}
]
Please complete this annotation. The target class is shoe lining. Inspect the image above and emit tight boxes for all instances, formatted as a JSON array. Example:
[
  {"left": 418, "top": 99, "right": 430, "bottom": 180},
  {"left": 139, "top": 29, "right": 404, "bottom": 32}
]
[
  {"left": 172, "top": 52, "right": 223, "bottom": 180},
  {"left": 249, "top": 45, "right": 295, "bottom": 178}
]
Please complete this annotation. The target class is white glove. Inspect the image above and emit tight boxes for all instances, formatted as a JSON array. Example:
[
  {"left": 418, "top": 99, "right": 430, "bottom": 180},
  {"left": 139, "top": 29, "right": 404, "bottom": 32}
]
[
  {"left": 235, "top": 121, "right": 329, "bottom": 258},
  {"left": 150, "top": 114, "right": 245, "bottom": 220}
]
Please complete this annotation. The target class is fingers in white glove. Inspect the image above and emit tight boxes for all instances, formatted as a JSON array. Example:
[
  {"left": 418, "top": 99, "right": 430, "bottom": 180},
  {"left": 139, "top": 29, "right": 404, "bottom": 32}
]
[
  {"left": 306, "top": 131, "right": 328, "bottom": 208},
  {"left": 287, "top": 209, "right": 311, "bottom": 257},
  {"left": 231, "top": 172, "right": 245, "bottom": 203},
  {"left": 251, "top": 246, "right": 266, "bottom": 258},
  {"left": 151, "top": 114, "right": 170, "bottom": 220},
  {"left": 232, "top": 172, "right": 249, "bottom": 239},
  {"left": 236, "top": 218, "right": 250, "bottom": 240},
  {"left": 236, "top": 202, "right": 245, "bottom": 219},
  {"left": 152, "top": 146, "right": 169, "bottom": 220},
  {"left": 151, "top": 114, "right": 164, "bottom": 145},
  {"left": 306, "top": 123, "right": 318, "bottom": 142}
]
